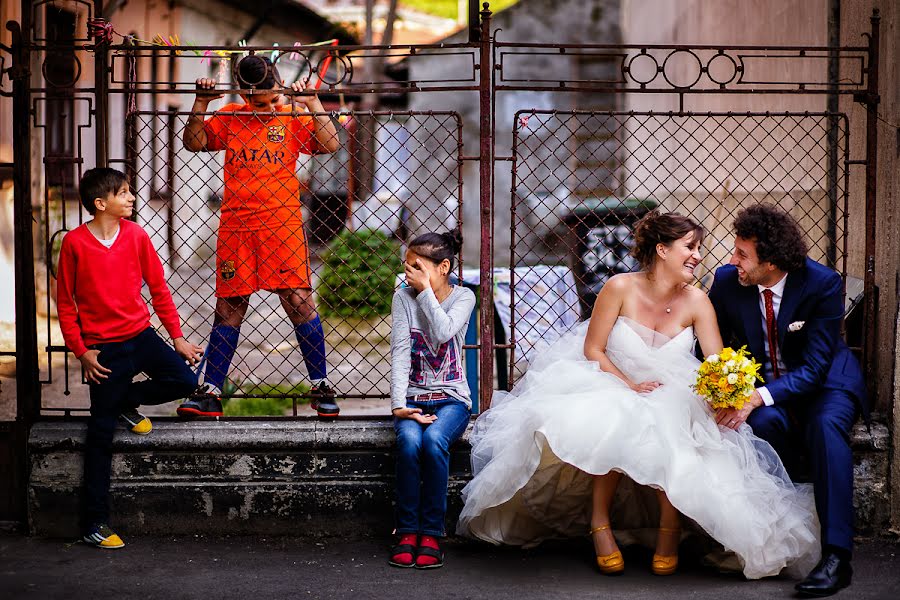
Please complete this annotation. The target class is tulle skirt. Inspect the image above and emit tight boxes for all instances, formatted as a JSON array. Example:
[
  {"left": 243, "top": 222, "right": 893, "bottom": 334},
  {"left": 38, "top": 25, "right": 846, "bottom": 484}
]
[{"left": 457, "top": 320, "right": 820, "bottom": 579}]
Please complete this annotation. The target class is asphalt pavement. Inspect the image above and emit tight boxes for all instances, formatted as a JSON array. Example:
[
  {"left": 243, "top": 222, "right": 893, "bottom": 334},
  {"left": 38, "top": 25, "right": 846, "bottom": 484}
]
[{"left": 1, "top": 534, "right": 899, "bottom": 600}]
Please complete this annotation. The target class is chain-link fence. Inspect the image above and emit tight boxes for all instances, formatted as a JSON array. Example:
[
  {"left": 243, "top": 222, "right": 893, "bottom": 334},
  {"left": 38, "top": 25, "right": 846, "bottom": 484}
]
[
  {"left": 5, "top": 5, "right": 881, "bottom": 418},
  {"left": 506, "top": 110, "right": 848, "bottom": 383}
]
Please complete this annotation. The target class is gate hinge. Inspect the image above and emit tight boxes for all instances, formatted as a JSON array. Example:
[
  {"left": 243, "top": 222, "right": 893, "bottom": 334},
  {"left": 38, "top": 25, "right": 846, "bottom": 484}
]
[{"left": 853, "top": 91, "right": 880, "bottom": 106}]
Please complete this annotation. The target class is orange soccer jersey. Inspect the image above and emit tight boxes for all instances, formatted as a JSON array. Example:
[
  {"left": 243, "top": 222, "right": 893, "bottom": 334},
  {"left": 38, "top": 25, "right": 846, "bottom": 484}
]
[
  {"left": 204, "top": 102, "right": 320, "bottom": 230},
  {"left": 204, "top": 102, "right": 320, "bottom": 296}
]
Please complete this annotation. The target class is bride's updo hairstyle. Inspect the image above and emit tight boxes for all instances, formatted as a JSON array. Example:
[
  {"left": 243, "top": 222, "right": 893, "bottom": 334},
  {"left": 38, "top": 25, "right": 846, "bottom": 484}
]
[
  {"left": 408, "top": 229, "right": 463, "bottom": 271},
  {"left": 631, "top": 210, "right": 705, "bottom": 270}
]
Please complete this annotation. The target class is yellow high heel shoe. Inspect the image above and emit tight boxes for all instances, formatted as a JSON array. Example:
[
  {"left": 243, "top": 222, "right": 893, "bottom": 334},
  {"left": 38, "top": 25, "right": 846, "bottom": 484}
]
[
  {"left": 651, "top": 527, "right": 680, "bottom": 576},
  {"left": 590, "top": 524, "right": 624, "bottom": 575}
]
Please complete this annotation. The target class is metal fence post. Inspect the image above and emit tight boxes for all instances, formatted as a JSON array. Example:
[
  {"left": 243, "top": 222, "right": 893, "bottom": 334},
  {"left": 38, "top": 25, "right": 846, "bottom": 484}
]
[
  {"left": 93, "top": 0, "right": 109, "bottom": 166},
  {"left": 9, "top": 15, "right": 38, "bottom": 526},
  {"left": 478, "top": 4, "right": 494, "bottom": 412},
  {"left": 863, "top": 9, "right": 880, "bottom": 399}
]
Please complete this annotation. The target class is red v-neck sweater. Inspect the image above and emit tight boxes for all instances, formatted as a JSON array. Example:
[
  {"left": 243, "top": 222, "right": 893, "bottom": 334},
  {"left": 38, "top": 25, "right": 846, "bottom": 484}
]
[{"left": 56, "top": 219, "right": 184, "bottom": 358}]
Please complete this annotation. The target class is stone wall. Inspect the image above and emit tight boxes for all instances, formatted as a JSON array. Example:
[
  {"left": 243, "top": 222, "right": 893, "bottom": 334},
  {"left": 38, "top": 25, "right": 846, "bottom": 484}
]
[
  {"left": 28, "top": 420, "right": 471, "bottom": 537},
  {"left": 28, "top": 418, "right": 889, "bottom": 538}
]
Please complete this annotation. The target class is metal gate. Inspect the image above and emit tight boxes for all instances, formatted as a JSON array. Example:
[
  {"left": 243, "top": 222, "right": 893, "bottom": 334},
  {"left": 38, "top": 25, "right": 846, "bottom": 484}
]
[{"left": 2, "top": 1, "right": 883, "bottom": 522}]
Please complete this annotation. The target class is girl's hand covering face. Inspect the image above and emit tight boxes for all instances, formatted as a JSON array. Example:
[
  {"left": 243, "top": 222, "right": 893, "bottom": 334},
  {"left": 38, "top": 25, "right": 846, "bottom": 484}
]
[{"left": 405, "top": 258, "right": 433, "bottom": 292}]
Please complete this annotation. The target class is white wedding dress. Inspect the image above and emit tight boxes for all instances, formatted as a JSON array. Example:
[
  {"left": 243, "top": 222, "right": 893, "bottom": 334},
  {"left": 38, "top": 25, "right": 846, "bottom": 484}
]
[{"left": 457, "top": 317, "right": 820, "bottom": 579}]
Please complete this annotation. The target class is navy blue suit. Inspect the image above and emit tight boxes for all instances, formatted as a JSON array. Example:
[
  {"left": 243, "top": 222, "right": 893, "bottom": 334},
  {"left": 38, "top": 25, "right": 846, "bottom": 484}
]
[{"left": 708, "top": 259, "right": 867, "bottom": 553}]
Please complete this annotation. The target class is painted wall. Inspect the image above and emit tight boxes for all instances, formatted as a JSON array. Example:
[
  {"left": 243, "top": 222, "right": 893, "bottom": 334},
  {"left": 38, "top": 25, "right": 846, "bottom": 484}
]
[{"left": 838, "top": 0, "right": 899, "bottom": 533}]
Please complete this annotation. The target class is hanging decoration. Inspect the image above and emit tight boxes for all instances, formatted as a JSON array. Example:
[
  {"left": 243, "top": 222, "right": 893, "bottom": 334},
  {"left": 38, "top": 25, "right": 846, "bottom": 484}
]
[{"left": 85, "top": 17, "right": 339, "bottom": 78}]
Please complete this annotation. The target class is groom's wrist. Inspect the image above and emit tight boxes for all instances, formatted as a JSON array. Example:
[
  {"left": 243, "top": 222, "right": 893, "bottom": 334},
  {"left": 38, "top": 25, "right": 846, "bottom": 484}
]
[{"left": 755, "top": 387, "right": 773, "bottom": 407}]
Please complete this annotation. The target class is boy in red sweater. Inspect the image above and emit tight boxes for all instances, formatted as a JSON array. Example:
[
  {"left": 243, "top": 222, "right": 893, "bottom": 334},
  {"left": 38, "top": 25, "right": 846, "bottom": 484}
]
[{"left": 56, "top": 167, "right": 203, "bottom": 549}]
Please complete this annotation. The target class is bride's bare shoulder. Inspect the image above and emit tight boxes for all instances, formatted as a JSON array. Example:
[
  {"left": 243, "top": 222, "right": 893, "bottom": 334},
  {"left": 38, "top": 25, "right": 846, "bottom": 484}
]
[
  {"left": 684, "top": 283, "right": 715, "bottom": 312},
  {"left": 603, "top": 272, "right": 641, "bottom": 296}
]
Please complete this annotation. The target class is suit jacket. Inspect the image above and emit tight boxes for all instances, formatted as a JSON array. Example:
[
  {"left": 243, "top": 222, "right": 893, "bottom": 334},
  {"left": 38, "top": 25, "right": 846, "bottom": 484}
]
[{"left": 708, "top": 259, "right": 868, "bottom": 421}]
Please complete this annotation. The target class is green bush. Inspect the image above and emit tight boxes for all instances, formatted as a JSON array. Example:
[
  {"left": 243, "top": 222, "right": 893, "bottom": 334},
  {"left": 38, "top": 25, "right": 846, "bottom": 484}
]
[
  {"left": 318, "top": 228, "right": 401, "bottom": 318},
  {"left": 222, "top": 382, "right": 310, "bottom": 416}
]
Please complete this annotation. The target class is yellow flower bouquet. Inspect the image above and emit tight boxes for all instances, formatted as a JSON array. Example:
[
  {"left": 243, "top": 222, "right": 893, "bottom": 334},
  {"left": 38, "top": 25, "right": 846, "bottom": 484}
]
[{"left": 693, "top": 347, "right": 763, "bottom": 410}]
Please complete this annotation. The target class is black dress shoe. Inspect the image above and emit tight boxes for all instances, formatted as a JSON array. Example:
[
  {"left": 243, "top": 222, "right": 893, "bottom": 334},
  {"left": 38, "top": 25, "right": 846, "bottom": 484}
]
[{"left": 795, "top": 552, "right": 852, "bottom": 597}]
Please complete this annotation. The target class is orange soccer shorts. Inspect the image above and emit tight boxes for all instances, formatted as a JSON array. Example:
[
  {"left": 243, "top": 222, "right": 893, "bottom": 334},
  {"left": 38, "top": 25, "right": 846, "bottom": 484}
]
[{"left": 215, "top": 219, "right": 311, "bottom": 298}]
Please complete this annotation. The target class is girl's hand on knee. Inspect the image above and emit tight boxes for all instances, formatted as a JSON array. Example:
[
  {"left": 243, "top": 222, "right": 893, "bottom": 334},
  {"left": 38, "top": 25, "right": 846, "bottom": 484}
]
[{"left": 393, "top": 407, "right": 438, "bottom": 425}]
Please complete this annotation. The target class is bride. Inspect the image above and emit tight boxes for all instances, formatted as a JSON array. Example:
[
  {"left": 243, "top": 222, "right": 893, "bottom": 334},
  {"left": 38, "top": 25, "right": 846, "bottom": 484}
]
[{"left": 457, "top": 211, "right": 820, "bottom": 579}]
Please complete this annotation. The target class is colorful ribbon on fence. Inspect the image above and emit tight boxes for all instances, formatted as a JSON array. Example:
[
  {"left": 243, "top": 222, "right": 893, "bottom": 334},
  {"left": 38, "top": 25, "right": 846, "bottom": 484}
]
[
  {"left": 86, "top": 17, "right": 338, "bottom": 69},
  {"left": 86, "top": 18, "right": 115, "bottom": 45}
]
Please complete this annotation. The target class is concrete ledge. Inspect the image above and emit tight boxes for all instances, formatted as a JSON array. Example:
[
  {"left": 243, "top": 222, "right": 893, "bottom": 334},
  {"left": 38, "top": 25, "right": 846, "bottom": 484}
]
[
  {"left": 28, "top": 419, "right": 471, "bottom": 537},
  {"left": 27, "top": 418, "right": 890, "bottom": 538}
]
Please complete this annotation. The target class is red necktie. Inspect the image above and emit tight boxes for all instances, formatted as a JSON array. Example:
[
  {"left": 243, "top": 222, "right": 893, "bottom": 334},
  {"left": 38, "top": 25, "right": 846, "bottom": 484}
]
[{"left": 763, "top": 289, "right": 781, "bottom": 379}]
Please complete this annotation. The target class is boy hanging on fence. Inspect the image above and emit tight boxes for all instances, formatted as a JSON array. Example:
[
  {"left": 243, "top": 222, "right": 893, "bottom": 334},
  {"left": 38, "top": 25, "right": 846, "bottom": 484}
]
[
  {"left": 180, "top": 55, "right": 341, "bottom": 419},
  {"left": 56, "top": 167, "right": 203, "bottom": 548}
]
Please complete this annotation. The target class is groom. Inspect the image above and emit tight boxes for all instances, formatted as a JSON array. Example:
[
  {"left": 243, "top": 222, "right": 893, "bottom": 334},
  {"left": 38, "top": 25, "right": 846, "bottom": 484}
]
[{"left": 707, "top": 204, "right": 867, "bottom": 597}]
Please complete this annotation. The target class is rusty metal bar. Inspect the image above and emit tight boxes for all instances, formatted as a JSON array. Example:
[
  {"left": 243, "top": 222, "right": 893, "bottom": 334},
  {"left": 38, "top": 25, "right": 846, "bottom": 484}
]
[
  {"left": 826, "top": 0, "right": 840, "bottom": 269},
  {"left": 468, "top": 0, "right": 481, "bottom": 43},
  {"left": 507, "top": 113, "right": 519, "bottom": 391},
  {"left": 93, "top": 0, "right": 109, "bottom": 165},
  {"left": 8, "top": 11, "right": 36, "bottom": 527},
  {"left": 123, "top": 37, "right": 138, "bottom": 213},
  {"left": 493, "top": 41, "right": 870, "bottom": 52},
  {"left": 478, "top": 5, "right": 494, "bottom": 412},
  {"left": 10, "top": 13, "right": 37, "bottom": 424},
  {"left": 862, "top": 9, "right": 880, "bottom": 400},
  {"left": 495, "top": 85, "right": 866, "bottom": 95}
]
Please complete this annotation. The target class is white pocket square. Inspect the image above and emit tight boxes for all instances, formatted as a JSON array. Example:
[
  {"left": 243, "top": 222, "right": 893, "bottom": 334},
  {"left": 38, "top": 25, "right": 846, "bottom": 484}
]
[{"left": 788, "top": 321, "right": 805, "bottom": 332}]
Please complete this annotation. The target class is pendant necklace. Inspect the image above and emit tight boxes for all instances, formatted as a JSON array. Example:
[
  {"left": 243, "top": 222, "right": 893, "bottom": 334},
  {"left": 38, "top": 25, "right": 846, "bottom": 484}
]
[{"left": 647, "top": 273, "right": 679, "bottom": 314}]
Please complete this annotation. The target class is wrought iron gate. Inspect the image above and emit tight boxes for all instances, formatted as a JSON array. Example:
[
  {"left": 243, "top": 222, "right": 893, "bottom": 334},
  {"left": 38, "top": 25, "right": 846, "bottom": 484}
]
[{"left": 3, "top": 4, "right": 882, "bottom": 433}]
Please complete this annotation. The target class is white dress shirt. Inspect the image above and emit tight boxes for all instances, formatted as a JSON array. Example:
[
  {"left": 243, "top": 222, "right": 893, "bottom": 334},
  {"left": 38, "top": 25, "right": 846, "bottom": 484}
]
[{"left": 756, "top": 273, "right": 788, "bottom": 407}]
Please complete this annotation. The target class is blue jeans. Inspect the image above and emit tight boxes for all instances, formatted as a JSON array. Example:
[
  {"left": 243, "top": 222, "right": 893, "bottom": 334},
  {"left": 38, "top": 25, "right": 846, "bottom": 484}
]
[
  {"left": 394, "top": 397, "right": 470, "bottom": 536},
  {"left": 84, "top": 327, "right": 197, "bottom": 529}
]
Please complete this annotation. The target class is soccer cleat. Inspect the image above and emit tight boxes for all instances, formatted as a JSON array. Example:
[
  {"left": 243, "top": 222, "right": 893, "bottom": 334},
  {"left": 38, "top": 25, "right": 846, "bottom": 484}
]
[
  {"left": 177, "top": 385, "right": 224, "bottom": 417},
  {"left": 82, "top": 523, "right": 125, "bottom": 549},
  {"left": 120, "top": 408, "right": 152, "bottom": 435},
  {"left": 309, "top": 381, "right": 340, "bottom": 419}
]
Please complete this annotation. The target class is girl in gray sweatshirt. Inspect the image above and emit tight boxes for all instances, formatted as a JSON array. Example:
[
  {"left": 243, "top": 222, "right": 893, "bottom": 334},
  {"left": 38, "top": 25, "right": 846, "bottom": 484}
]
[{"left": 389, "top": 230, "right": 475, "bottom": 570}]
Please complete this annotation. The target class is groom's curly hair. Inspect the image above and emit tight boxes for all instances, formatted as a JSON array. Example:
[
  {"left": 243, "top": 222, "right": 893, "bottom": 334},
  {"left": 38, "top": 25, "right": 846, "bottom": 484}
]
[{"left": 734, "top": 204, "right": 808, "bottom": 272}]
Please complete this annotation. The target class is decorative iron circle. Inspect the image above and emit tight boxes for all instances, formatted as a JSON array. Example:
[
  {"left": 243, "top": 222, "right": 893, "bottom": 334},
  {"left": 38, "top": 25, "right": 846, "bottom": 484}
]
[
  {"left": 625, "top": 52, "right": 659, "bottom": 86},
  {"left": 274, "top": 51, "right": 312, "bottom": 87},
  {"left": 234, "top": 53, "right": 271, "bottom": 88},
  {"left": 41, "top": 53, "right": 82, "bottom": 88},
  {"left": 706, "top": 53, "right": 738, "bottom": 85},
  {"left": 661, "top": 49, "right": 703, "bottom": 89},
  {"left": 314, "top": 53, "right": 351, "bottom": 87}
]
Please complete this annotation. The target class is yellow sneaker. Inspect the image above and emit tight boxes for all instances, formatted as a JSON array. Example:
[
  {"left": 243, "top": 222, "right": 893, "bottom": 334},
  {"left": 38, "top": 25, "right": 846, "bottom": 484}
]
[
  {"left": 83, "top": 524, "right": 125, "bottom": 549},
  {"left": 120, "top": 409, "right": 152, "bottom": 435}
]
